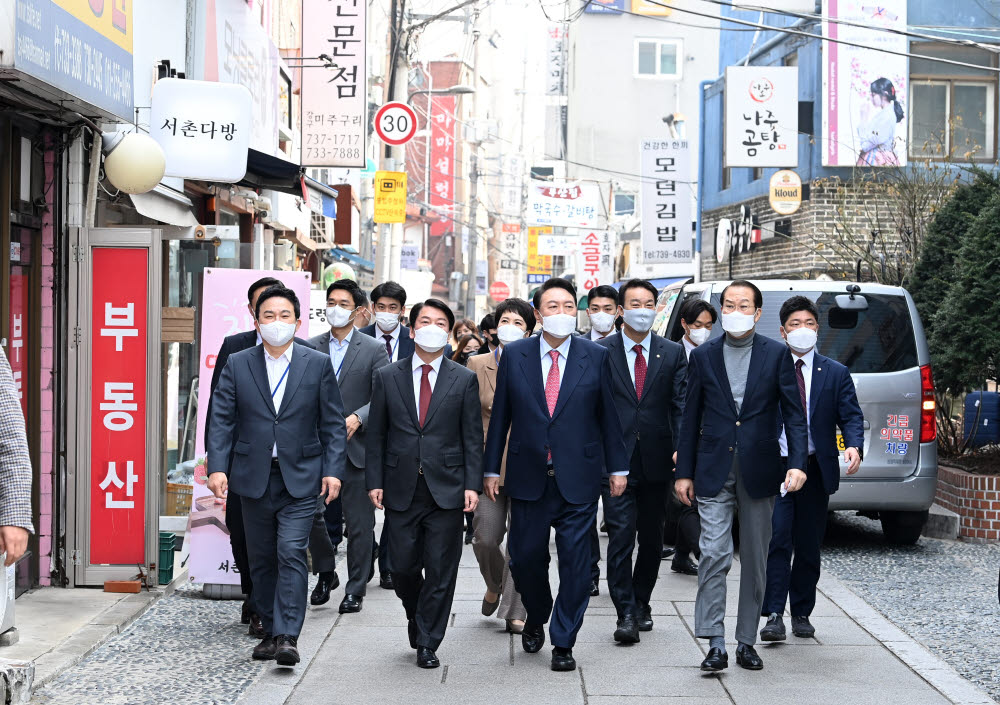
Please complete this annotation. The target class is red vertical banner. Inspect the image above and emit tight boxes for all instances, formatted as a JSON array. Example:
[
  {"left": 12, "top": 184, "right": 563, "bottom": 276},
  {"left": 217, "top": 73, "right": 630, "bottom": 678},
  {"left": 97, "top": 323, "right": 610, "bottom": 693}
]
[
  {"left": 8, "top": 273, "right": 28, "bottom": 418},
  {"left": 428, "top": 95, "right": 456, "bottom": 238},
  {"left": 89, "top": 248, "right": 148, "bottom": 565}
]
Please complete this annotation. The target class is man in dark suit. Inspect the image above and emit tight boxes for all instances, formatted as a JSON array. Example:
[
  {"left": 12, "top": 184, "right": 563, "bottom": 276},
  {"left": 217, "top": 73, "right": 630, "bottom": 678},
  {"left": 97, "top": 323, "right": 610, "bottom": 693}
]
[
  {"left": 206, "top": 276, "right": 327, "bottom": 636},
  {"left": 596, "top": 279, "right": 686, "bottom": 644},
  {"left": 760, "top": 296, "right": 864, "bottom": 642},
  {"left": 485, "top": 277, "right": 627, "bottom": 672},
  {"left": 207, "top": 286, "right": 347, "bottom": 667},
  {"left": 308, "top": 280, "right": 390, "bottom": 614},
  {"left": 366, "top": 298, "right": 483, "bottom": 669},
  {"left": 675, "top": 280, "right": 809, "bottom": 672}
]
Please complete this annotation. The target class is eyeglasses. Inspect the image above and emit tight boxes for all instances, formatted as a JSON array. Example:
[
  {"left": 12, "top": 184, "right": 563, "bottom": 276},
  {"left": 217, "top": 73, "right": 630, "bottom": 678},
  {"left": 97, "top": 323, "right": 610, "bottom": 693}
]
[{"left": 721, "top": 302, "right": 757, "bottom": 314}]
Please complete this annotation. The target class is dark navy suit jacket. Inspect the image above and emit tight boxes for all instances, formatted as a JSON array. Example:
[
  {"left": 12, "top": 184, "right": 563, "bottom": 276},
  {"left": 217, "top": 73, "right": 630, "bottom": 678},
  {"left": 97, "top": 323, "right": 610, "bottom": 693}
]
[
  {"left": 676, "top": 333, "right": 809, "bottom": 500},
  {"left": 484, "top": 335, "right": 627, "bottom": 505},
  {"left": 359, "top": 323, "right": 452, "bottom": 361}
]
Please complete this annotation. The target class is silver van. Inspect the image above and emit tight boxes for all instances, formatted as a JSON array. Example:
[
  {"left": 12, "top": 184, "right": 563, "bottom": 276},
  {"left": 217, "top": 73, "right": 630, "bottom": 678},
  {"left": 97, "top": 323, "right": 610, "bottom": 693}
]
[{"left": 658, "top": 280, "right": 937, "bottom": 544}]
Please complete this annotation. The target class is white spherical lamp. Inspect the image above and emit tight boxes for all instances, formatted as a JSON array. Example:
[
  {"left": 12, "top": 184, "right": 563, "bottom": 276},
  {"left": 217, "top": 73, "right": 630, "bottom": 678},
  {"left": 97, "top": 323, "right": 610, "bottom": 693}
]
[{"left": 102, "top": 132, "right": 166, "bottom": 194}]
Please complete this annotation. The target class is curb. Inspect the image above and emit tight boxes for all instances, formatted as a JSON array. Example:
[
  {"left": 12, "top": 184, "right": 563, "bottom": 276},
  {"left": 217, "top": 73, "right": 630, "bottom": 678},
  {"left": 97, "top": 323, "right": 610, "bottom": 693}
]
[
  {"left": 818, "top": 572, "right": 994, "bottom": 705},
  {"left": 30, "top": 567, "right": 188, "bottom": 691}
]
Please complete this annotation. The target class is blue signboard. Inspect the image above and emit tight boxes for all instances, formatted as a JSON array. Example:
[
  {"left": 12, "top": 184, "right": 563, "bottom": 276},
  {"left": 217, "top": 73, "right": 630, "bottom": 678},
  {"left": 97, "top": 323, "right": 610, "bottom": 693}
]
[
  {"left": 14, "top": 0, "right": 134, "bottom": 120},
  {"left": 585, "top": 0, "right": 625, "bottom": 14}
]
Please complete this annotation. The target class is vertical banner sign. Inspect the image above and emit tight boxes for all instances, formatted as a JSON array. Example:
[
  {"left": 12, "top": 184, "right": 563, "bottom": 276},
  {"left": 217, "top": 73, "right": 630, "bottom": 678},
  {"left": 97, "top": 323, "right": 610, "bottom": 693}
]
[
  {"left": 429, "top": 96, "right": 457, "bottom": 238},
  {"left": 527, "top": 226, "right": 553, "bottom": 284},
  {"left": 640, "top": 139, "right": 694, "bottom": 264},
  {"left": 575, "top": 231, "right": 617, "bottom": 292},
  {"left": 725, "top": 66, "right": 799, "bottom": 168},
  {"left": 822, "top": 0, "right": 908, "bottom": 166},
  {"left": 546, "top": 24, "right": 568, "bottom": 96},
  {"left": 90, "top": 248, "right": 148, "bottom": 565},
  {"left": 301, "top": 0, "right": 367, "bottom": 167},
  {"left": 8, "top": 273, "right": 28, "bottom": 417},
  {"left": 191, "top": 269, "right": 311, "bottom": 585}
]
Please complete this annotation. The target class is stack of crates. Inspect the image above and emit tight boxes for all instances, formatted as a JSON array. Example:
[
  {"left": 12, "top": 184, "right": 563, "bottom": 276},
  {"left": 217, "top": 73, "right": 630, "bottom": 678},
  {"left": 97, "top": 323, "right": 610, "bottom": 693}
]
[{"left": 158, "top": 532, "right": 179, "bottom": 585}]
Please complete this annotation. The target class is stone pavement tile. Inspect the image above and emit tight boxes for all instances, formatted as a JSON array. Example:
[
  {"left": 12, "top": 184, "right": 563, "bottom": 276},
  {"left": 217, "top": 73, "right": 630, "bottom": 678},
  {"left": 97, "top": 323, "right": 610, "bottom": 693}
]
[
  {"left": 804, "top": 616, "right": 878, "bottom": 646},
  {"left": 571, "top": 633, "right": 706, "bottom": 667},
  {"left": 588, "top": 698, "right": 732, "bottom": 705},
  {"left": 582, "top": 665, "right": 729, "bottom": 698},
  {"left": 444, "top": 666, "right": 586, "bottom": 704},
  {"left": 574, "top": 615, "right": 699, "bottom": 645}
]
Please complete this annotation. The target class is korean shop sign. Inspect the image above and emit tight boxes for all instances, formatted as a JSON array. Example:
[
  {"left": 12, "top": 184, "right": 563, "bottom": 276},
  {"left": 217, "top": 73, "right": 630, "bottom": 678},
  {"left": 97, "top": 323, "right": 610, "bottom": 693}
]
[
  {"left": 639, "top": 139, "right": 693, "bottom": 265},
  {"left": 150, "top": 78, "right": 252, "bottom": 182},
  {"left": 374, "top": 171, "right": 407, "bottom": 224},
  {"left": 90, "top": 248, "right": 148, "bottom": 565},
  {"left": 526, "top": 180, "right": 602, "bottom": 229},
  {"left": 725, "top": 66, "right": 798, "bottom": 168}
]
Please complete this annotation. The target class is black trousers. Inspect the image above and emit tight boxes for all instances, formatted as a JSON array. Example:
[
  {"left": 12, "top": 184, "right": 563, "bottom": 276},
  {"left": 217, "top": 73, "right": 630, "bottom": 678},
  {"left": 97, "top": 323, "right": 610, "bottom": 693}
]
[
  {"left": 665, "top": 488, "right": 700, "bottom": 560},
  {"left": 224, "top": 491, "right": 254, "bottom": 602},
  {"left": 385, "top": 476, "right": 464, "bottom": 651},
  {"left": 323, "top": 495, "right": 344, "bottom": 550},
  {"left": 589, "top": 521, "right": 601, "bottom": 583}
]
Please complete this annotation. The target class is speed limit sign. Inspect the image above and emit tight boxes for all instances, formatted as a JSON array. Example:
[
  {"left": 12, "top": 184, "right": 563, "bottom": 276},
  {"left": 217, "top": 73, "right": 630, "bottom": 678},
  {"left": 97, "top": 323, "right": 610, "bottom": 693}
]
[{"left": 374, "top": 102, "right": 418, "bottom": 146}]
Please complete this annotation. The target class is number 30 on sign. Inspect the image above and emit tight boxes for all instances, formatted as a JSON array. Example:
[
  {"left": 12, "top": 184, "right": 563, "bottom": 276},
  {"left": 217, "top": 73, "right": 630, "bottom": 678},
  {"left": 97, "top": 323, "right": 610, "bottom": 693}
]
[{"left": 374, "top": 102, "right": 418, "bottom": 146}]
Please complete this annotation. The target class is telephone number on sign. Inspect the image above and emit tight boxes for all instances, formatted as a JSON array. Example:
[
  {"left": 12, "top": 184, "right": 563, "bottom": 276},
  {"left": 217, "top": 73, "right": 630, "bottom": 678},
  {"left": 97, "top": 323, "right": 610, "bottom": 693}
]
[
  {"left": 645, "top": 249, "right": 691, "bottom": 260},
  {"left": 305, "top": 134, "right": 361, "bottom": 146},
  {"left": 304, "top": 147, "right": 362, "bottom": 160}
]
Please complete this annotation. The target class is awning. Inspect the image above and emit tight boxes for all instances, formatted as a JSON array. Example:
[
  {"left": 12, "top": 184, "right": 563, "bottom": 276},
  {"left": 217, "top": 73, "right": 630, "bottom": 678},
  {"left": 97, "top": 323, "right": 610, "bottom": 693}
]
[
  {"left": 612, "top": 277, "right": 690, "bottom": 290},
  {"left": 239, "top": 148, "right": 303, "bottom": 195},
  {"left": 329, "top": 247, "right": 375, "bottom": 272},
  {"left": 129, "top": 185, "right": 199, "bottom": 226}
]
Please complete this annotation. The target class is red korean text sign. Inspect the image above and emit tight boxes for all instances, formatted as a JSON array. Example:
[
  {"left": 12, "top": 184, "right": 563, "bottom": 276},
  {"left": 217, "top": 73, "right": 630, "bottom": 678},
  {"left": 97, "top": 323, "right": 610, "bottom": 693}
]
[
  {"left": 90, "top": 248, "right": 148, "bottom": 565},
  {"left": 429, "top": 96, "right": 456, "bottom": 238}
]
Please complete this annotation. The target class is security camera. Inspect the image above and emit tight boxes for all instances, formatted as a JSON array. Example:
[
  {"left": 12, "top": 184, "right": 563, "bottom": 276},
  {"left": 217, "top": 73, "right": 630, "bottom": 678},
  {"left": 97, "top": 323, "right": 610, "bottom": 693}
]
[
  {"left": 258, "top": 210, "right": 270, "bottom": 221},
  {"left": 256, "top": 197, "right": 272, "bottom": 212}
]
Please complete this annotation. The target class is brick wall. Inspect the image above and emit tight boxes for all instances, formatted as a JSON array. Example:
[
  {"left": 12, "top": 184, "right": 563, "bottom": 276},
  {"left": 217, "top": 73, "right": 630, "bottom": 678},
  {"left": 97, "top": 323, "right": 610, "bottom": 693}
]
[{"left": 936, "top": 465, "right": 1000, "bottom": 542}]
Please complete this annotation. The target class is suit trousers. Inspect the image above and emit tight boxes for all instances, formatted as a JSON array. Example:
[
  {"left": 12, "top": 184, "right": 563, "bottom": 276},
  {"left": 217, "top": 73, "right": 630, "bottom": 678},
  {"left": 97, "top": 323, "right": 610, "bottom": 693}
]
[
  {"left": 666, "top": 493, "right": 701, "bottom": 560},
  {"left": 472, "top": 488, "right": 526, "bottom": 621},
  {"left": 509, "top": 475, "right": 597, "bottom": 649},
  {"left": 224, "top": 491, "right": 254, "bottom": 601},
  {"left": 763, "top": 456, "right": 829, "bottom": 617},
  {"left": 386, "top": 476, "right": 464, "bottom": 651},
  {"left": 323, "top": 496, "right": 344, "bottom": 549},
  {"left": 339, "top": 461, "right": 376, "bottom": 595},
  {"left": 241, "top": 465, "right": 317, "bottom": 638},
  {"left": 377, "top": 522, "right": 392, "bottom": 576},
  {"left": 602, "top": 452, "right": 668, "bottom": 618},
  {"left": 309, "top": 497, "right": 337, "bottom": 575},
  {"left": 695, "top": 458, "right": 775, "bottom": 646},
  {"left": 590, "top": 521, "right": 601, "bottom": 583}
]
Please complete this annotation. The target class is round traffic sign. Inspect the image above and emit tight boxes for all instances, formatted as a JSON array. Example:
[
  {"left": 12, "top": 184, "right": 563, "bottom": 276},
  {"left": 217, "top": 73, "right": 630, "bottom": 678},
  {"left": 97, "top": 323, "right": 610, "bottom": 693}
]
[
  {"left": 375, "top": 102, "right": 418, "bottom": 146},
  {"left": 489, "top": 281, "right": 510, "bottom": 303}
]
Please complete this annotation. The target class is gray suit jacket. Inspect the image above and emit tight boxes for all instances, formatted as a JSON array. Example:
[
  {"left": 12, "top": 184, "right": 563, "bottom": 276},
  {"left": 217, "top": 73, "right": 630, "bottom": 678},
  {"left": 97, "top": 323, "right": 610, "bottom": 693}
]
[
  {"left": 206, "top": 343, "right": 348, "bottom": 500},
  {"left": 308, "top": 329, "right": 391, "bottom": 468},
  {"left": 0, "top": 348, "right": 32, "bottom": 531}
]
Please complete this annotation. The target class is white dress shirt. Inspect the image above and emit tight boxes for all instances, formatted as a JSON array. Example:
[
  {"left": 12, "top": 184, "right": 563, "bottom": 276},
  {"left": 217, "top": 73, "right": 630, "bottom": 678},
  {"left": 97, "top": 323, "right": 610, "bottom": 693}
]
[
  {"left": 624, "top": 331, "right": 652, "bottom": 389},
  {"left": 590, "top": 328, "right": 610, "bottom": 342},
  {"left": 779, "top": 347, "right": 817, "bottom": 457},
  {"left": 378, "top": 323, "right": 402, "bottom": 362},
  {"left": 412, "top": 352, "right": 443, "bottom": 410},
  {"left": 540, "top": 334, "right": 572, "bottom": 386},
  {"left": 328, "top": 327, "right": 353, "bottom": 377},
  {"left": 682, "top": 336, "right": 697, "bottom": 360},
  {"left": 265, "top": 345, "right": 294, "bottom": 457}
]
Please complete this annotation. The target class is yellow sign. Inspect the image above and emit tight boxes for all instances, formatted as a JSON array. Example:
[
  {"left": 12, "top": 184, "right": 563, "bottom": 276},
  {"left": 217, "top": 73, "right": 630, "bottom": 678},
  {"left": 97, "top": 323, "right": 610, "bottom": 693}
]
[
  {"left": 527, "top": 226, "right": 553, "bottom": 279},
  {"left": 54, "top": 0, "right": 133, "bottom": 53},
  {"left": 632, "top": 0, "right": 671, "bottom": 16},
  {"left": 769, "top": 170, "right": 802, "bottom": 215},
  {"left": 374, "top": 171, "right": 407, "bottom": 224}
]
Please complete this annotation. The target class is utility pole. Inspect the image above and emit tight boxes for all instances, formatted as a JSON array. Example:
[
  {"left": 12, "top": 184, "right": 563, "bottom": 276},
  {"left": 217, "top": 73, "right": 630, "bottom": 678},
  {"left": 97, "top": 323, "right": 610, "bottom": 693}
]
[{"left": 463, "top": 8, "right": 481, "bottom": 320}]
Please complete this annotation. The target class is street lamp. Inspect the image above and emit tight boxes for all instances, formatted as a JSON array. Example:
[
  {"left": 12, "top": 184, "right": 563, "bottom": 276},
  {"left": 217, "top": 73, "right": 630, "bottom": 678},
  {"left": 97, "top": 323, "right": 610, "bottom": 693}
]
[
  {"left": 662, "top": 112, "right": 687, "bottom": 140},
  {"left": 406, "top": 85, "right": 475, "bottom": 104}
]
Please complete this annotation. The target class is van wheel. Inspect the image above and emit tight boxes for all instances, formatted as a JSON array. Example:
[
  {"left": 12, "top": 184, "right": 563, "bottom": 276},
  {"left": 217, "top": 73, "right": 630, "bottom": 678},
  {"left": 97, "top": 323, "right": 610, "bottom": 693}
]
[{"left": 880, "top": 511, "right": 928, "bottom": 545}]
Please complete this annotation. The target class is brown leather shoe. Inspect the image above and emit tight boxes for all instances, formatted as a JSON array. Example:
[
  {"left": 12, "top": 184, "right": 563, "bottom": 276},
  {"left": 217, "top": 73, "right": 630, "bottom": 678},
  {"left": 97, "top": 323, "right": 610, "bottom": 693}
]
[
  {"left": 248, "top": 613, "right": 265, "bottom": 638},
  {"left": 252, "top": 635, "right": 276, "bottom": 660}
]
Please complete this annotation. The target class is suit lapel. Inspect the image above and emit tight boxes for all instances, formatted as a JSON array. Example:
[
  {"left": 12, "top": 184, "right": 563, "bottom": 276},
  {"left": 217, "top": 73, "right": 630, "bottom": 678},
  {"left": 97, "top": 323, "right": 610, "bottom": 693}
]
[
  {"left": 398, "top": 327, "right": 414, "bottom": 360},
  {"left": 639, "top": 335, "right": 664, "bottom": 404},
  {"left": 485, "top": 352, "right": 498, "bottom": 393},
  {"left": 519, "top": 344, "right": 549, "bottom": 416},
  {"left": 741, "top": 335, "right": 766, "bottom": 415},
  {"left": 392, "top": 361, "right": 420, "bottom": 427},
  {"left": 276, "top": 344, "right": 308, "bottom": 418},
  {"left": 249, "top": 346, "right": 278, "bottom": 416},
  {"left": 708, "top": 339, "right": 738, "bottom": 416},
  {"left": 608, "top": 336, "right": 637, "bottom": 403},
  {"left": 422, "top": 358, "right": 459, "bottom": 427},
  {"left": 551, "top": 340, "right": 587, "bottom": 421},
  {"left": 809, "top": 353, "right": 829, "bottom": 420},
  {"left": 337, "top": 333, "right": 362, "bottom": 382}
]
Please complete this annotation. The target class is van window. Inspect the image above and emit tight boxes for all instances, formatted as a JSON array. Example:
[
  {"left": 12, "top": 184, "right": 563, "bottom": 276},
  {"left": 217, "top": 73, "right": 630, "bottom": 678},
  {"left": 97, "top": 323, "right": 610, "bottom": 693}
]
[{"left": 707, "top": 291, "right": 919, "bottom": 374}]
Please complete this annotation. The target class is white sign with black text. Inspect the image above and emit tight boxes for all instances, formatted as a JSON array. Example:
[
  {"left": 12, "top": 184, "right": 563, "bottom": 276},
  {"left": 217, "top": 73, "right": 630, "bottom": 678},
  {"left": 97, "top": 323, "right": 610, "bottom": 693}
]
[
  {"left": 725, "top": 66, "right": 799, "bottom": 168},
  {"left": 639, "top": 139, "right": 693, "bottom": 265}
]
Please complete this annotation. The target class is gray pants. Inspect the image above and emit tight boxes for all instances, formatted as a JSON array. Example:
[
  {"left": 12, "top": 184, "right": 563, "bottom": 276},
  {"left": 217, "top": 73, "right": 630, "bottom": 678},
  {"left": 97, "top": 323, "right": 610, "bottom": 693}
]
[
  {"left": 694, "top": 460, "right": 775, "bottom": 646},
  {"left": 472, "top": 489, "right": 526, "bottom": 621},
  {"left": 339, "top": 462, "right": 376, "bottom": 595}
]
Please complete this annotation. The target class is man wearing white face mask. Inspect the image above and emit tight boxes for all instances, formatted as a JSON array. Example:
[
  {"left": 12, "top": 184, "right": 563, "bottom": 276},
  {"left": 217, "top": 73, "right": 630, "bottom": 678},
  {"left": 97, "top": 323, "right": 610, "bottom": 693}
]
[
  {"left": 308, "top": 280, "right": 390, "bottom": 613},
  {"left": 679, "top": 299, "right": 717, "bottom": 359},
  {"left": 587, "top": 285, "right": 619, "bottom": 340}
]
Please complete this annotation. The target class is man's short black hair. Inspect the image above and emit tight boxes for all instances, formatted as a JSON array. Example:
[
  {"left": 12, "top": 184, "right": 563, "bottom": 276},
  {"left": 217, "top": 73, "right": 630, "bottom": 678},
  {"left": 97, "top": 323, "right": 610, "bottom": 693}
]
[
  {"left": 531, "top": 288, "right": 541, "bottom": 309},
  {"left": 587, "top": 285, "right": 619, "bottom": 306},
  {"left": 617, "top": 279, "right": 658, "bottom": 307},
  {"left": 679, "top": 298, "right": 718, "bottom": 324},
  {"left": 720, "top": 279, "right": 763, "bottom": 309},
  {"left": 536, "top": 277, "right": 577, "bottom": 307},
  {"left": 248, "top": 277, "right": 281, "bottom": 304},
  {"left": 479, "top": 313, "right": 496, "bottom": 332},
  {"left": 326, "top": 279, "right": 366, "bottom": 308},
  {"left": 408, "top": 298, "right": 455, "bottom": 330},
  {"left": 494, "top": 297, "right": 536, "bottom": 333},
  {"left": 255, "top": 285, "right": 301, "bottom": 320},
  {"left": 370, "top": 281, "right": 407, "bottom": 308},
  {"left": 779, "top": 295, "right": 820, "bottom": 326}
]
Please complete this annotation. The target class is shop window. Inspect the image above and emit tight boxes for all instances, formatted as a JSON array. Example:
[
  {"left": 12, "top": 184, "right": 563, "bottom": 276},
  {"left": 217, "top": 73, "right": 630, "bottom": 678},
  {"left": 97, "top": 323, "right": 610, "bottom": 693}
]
[{"left": 635, "top": 39, "right": 682, "bottom": 79}]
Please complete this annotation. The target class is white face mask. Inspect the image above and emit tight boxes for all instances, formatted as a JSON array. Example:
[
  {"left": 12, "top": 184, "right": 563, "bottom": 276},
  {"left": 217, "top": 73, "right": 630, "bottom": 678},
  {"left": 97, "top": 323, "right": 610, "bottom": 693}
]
[
  {"left": 541, "top": 313, "right": 577, "bottom": 339},
  {"left": 497, "top": 324, "right": 525, "bottom": 346},
  {"left": 687, "top": 327, "right": 711, "bottom": 346},
  {"left": 622, "top": 308, "right": 655, "bottom": 333},
  {"left": 413, "top": 324, "right": 449, "bottom": 353},
  {"left": 589, "top": 311, "right": 615, "bottom": 334},
  {"left": 375, "top": 311, "right": 400, "bottom": 332},
  {"left": 259, "top": 321, "right": 296, "bottom": 347},
  {"left": 785, "top": 327, "right": 818, "bottom": 353},
  {"left": 326, "top": 306, "right": 355, "bottom": 329},
  {"left": 721, "top": 311, "right": 757, "bottom": 335}
]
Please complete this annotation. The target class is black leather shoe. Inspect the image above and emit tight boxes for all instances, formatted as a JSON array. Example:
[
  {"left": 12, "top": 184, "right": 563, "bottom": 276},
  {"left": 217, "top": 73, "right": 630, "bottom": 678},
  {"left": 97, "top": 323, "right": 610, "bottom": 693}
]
[
  {"left": 241, "top": 600, "right": 253, "bottom": 625},
  {"left": 613, "top": 615, "right": 640, "bottom": 644},
  {"left": 464, "top": 530, "right": 474, "bottom": 545},
  {"left": 274, "top": 635, "right": 300, "bottom": 666},
  {"left": 671, "top": 558, "right": 699, "bottom": 576},
  {"left": 700, "top": 647, "right": 728, "bottom": 671},
  {"left": 252, "top": 635, "right": 276, "bottom": 661},
  {"left": 735, "top": 643, "right": 763, "bottom": 670},
  {"left": 551, "top": 646, "right": 576, "bottom": 671},
  {"left": 310, "top": 571, "right": 339, "bottom": 606},
  {"left": 637, "top": 605, "right": 653, "bottom": 632},
  {"left": 339, "top": 594, "right": 364, "bottom": 614},
  {"left": 521, "top": 623, "right": 545, "bottom": 653},
  {"left": 791, "top": 615, "right": 815, "bottom": 638},
  {"left": 248, "top": 614, "right": 266, "bottom": 639},
  {"left": 660, "top": 546, "right": 676, "bottom": 560},
  {"left": 589, "top": 580, "right": 600, "bottom": 597},
  {"left": 760, "top": 614, "right": 786, "bottom": 642},
  {"left": 407, "top": 619, "right": 419, "bottom": 650},
  {"left": 417, "top": 646, "right": 440, "bottom": 669},
  {"left": 380, "top": 572, "right": 395, "bottom": 590}
]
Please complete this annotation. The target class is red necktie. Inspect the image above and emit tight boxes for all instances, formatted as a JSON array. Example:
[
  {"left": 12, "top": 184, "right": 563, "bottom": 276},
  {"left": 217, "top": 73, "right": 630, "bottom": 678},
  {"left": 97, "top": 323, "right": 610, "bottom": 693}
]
[
  {"left": 795, "top": 358, "right": 807, "bottom": 413},
  {"left": 544, "top": 350, "right": 560, "bottom": 463},
  {"left": 383, "top": 334, "right": 393, "bottom": 360},
  {"left": 418, "top": 364, "right": 433, "bottom": 427},
  {"left": 633, "top": 344, "right": 647, "bottom": 401}
]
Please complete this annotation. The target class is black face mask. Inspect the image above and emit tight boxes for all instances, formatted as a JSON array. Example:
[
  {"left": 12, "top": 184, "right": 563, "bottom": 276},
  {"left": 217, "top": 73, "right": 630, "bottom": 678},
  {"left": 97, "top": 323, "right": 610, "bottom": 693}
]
[
  {"left": 458, "top": 352, "right": 475, "bottom": 365},
  {"left": 487, "top": 334, "right": 499, "bottom": 348}
]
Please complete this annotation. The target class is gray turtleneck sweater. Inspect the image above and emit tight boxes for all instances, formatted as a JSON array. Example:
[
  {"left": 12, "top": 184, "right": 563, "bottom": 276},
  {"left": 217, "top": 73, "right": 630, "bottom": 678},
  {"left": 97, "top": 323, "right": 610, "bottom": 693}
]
[{"left": 723, "top": 331, "right": 755, "bottom": 413}]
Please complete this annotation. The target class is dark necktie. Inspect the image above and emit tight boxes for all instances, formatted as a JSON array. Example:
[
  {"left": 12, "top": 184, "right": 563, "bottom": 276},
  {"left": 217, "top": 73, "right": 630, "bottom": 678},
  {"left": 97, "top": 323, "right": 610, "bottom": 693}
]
[
  {"left": 795, "top": 358, "right": 807, "bottom": 413},
  {"left": 383, "top": 334, "right": 393, "bottom": 360},
  {"left": 633, "top": 344, "right": 647, "bottom": 401},
  {"left": 418, "top": 364, "right": 432, "bottom": 427}
]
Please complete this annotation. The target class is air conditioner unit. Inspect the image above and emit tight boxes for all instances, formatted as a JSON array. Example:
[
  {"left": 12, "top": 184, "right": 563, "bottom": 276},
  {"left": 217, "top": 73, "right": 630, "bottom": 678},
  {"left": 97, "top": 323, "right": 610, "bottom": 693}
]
[{"left": 273, "top": 242, "right": 296, "bottom": 270}]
